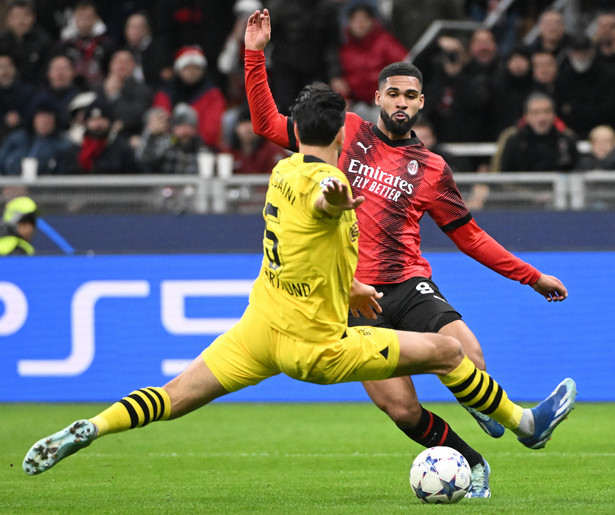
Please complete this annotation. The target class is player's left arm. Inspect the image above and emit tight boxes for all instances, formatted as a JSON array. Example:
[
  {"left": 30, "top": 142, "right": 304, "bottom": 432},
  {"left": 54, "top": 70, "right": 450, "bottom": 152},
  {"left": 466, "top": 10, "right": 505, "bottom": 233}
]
[
  {"left": 431, "top": 162, "right": 567, "bottom": 302},
  {"left": 447, "top": 219, "right": 567, "bottom": 302}
]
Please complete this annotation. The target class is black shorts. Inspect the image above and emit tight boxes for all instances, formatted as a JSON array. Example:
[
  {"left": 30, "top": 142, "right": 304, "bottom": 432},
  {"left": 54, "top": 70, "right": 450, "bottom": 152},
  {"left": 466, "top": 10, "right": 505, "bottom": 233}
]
[{"left": 348, "top": 277, "right": 461, "bottom": 333}]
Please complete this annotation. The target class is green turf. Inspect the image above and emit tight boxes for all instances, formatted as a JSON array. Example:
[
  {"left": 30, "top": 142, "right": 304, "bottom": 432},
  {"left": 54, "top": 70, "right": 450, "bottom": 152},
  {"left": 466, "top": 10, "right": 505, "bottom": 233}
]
[{"left": 2, "top": 402, "right": 613, "bottom": 513}]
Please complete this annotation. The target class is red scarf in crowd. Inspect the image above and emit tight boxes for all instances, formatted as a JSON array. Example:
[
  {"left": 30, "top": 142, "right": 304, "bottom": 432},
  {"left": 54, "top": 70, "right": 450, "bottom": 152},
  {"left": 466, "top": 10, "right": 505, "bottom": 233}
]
[{"left": 78, "top": 136, "right": 107, "bottom": 172}]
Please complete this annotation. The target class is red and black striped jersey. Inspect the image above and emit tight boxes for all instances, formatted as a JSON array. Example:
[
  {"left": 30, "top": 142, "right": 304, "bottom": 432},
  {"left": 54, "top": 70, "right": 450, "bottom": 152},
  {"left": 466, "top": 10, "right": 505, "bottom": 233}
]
[
  {"left": 245, "top": 49, "right": 541, "bottom": 286},
  {"left": 338, "top": 113, "right": 470, "bottom": 283}
]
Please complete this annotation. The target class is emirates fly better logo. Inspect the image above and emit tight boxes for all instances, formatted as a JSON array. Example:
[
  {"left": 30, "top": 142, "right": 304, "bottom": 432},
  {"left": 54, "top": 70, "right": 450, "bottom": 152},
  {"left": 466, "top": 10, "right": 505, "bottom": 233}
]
[{"left": 346, "top": 158, "right": 414, "bottom": 201}]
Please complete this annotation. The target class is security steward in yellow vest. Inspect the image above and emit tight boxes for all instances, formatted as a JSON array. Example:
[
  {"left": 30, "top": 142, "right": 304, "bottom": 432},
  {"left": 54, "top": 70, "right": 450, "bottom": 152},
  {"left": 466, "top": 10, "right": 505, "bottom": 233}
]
[{"left": 0, "top": 196, "right": 38, "bottom": 256}]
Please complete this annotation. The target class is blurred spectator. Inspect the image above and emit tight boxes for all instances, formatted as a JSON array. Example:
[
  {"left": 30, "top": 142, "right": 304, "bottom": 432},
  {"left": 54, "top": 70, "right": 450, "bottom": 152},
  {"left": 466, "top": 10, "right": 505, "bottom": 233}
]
[
  {"left": 498, "top": 92, "right": 578, "bottom": 172},
  {"left": 267, "top": 0, "right": 345, "bottom": 114},
  {"left": 152, "top": 0, "right": 235, "bottom": 87},
  {"left": 531, "top": 50, "right": 560, "bottom": 98},
  {"left": 217, "top": 0, "right": 262, "bottom": 107},
  {"left": 528, "top": 10, "right": 571, "bottom": 63},
  {"left": 0, "top": 0, "right": 53, "bottom": 85},
  {"left": 412, "top": 117, "right": 472, "bottom": 172},
  {"left": 0, "top": 2, "right": 10, "bottom": 33},
  {"left": 123, "top": 11, "right": 170, "bottom": 87},
  {"left": 95, "top": 0, "right": 152, "bottom": 45},
  {"left": 556, "top": 33, "right": 615, "bottom": 139},
  {"left": 412, "top": 33, "right": 465, "bottom": 89},
  {"left": 151, "top": 45, "right": 226, "bottom": 150},
  {"left": 62, "top": 97, "right": 139, "bottom": 174},
  {"left": 137, "top": 103, "right": 209, "bottom": 174},
  {"left": 54, "top": 0, "right": 118, "bottom": 89},
  {"left": 468, "top": 29, "right": 499, "bottom": 69},
  {"left": 515, "top": 0, "right": 553, "bottom": 34},
  {"left": 65, "top": 90, "right": 96, "bottom": 144},
  {"left": 0, "top": 96, "right": 72, "bottom": 175},
  {"left": 339, "top": 1, "right": 407, "bottom": 122},
  {"left": 576, "top": 124, "right": 615, "bottom": 170},
  {"left": 0, "top": 53, "right": 35, "bottom": 141},
  {"left": 423, "top": 31, "right": 495, "bottom": 144},
  {"left": 30, "top": 54, "right": 81, "bottom": 131},
  {"left": 93, "top": 49, "right": 152, "bottom": 138},
  {"left": 225, "top": 105, "right": 288, "bottom": 175},
  {"left": 30, "top": 0, "right": 74, "bottom": 40},
  {"left": 492, "top": 44, "right": 533, "bottom": 134},
  {"left": 461, "top": 28, "right": 498, "bottom": 142},
  {"left": 593, "top": 11, "right": 615, "bottom": 73},
  {"left": 390, "top": 0, "right": 464, "bottom": 51},
  {"left": 421, "top": 36, "right": 468, "bottom": 142},
  {"left": 0, "top": 195, "right": 38, "bottom": 255},
  {"left": 465, "top": 0, "right": 519, "bottom": 55}
]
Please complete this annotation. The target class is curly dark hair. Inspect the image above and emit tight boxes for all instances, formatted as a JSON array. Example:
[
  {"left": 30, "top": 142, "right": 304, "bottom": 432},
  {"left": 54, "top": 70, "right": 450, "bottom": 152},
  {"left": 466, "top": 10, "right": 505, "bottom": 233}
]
[{"left": 378, "top": 62, "right": 423, "bottom": 89}]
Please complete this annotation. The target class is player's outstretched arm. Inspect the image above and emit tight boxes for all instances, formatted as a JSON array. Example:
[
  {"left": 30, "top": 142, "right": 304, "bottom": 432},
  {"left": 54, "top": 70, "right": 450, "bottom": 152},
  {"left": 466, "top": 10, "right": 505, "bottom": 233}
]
[
  {"left": 315, "top": 178, "right": 365, "bottom": 217},
  {"left": 349, "top": 278, "right": 383, "bottom": 320},
  {"left": 531, "top": 273, "right": 568, "bottom": 302},
  {"left": 244, "top": 8, "right": 291, "bottom": 149},
  {"left": 245, "top": 8, "right": 271, "bottom": 51}
]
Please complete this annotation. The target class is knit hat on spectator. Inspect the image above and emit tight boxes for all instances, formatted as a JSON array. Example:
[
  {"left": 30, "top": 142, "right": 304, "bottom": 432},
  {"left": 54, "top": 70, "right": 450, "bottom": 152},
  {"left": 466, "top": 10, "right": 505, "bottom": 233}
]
[
  {"left": 171, "top": 103, "right": 198, "bottom": 127},
  {"left": 31, "top": 96, "right": 59, "bottom": 116},
  {"left": 174, "top": 46, "right": 207, "bottom": 73},
  {"left": 84, "top": 98, "right": 114, "bottom": 121}
]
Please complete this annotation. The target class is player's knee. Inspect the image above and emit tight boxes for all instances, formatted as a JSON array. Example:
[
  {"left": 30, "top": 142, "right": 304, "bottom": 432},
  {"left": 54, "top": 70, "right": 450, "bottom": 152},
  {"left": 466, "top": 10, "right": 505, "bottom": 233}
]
[
  {"left": 370, "top": 390, "right": 423, "bottom": 425},
  {"left": 466, "top": 350, "right": 486, "bottom": 370},
  {"left": 439, "top": 335, "right": 465, "bottom": 367},
  {"left": 384, "top": 402, "right": 423, "bottom": 426}
]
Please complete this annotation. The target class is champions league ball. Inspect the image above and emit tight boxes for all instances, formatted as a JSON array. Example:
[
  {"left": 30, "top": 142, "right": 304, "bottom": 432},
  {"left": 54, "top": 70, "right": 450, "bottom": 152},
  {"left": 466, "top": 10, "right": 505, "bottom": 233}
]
[{"left": 409, "top": 446, "right": 471, "bottom": 504}]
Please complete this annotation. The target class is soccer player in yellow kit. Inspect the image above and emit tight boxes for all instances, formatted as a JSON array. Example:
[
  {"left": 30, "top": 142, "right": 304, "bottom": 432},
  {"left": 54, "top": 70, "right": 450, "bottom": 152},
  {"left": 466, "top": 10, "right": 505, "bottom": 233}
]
[{"left": 23, "top": 84, "right": 576, "bottom": 478}]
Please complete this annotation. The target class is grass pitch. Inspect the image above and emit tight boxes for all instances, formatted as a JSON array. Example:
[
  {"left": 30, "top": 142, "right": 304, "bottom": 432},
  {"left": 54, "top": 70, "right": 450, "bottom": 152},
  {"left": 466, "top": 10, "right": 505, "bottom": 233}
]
[{"left": 2, "top": 402, "right": 613, "bottom": 513}]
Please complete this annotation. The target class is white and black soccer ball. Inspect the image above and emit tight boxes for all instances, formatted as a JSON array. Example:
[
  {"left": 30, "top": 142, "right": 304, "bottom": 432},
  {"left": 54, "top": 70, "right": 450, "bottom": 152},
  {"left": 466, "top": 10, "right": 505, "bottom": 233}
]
[{"left": 409, "top": 446, "right": 471, "bottom": 504}]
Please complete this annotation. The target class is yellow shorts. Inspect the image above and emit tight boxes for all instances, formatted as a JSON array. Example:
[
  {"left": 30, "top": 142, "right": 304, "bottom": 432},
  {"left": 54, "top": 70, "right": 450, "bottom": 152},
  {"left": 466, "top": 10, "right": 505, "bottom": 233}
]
[{"left": 202, "top": 304, "right": 400, "bottom": 392}]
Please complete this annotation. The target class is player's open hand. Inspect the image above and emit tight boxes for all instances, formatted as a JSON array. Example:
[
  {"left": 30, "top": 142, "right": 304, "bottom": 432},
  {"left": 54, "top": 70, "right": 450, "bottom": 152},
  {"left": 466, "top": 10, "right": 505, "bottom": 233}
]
[
  {"left": 350, "top": 279, "right": 383, "bottom": 319},
  {"left": 531, "top": 273, "right": 568, "bottom": 302},
  {"left": 245, "top": 9, "right": 271, "bottom": 51},
  {"left": 321, "top": 177, "right": 365, "bottom": 213}
]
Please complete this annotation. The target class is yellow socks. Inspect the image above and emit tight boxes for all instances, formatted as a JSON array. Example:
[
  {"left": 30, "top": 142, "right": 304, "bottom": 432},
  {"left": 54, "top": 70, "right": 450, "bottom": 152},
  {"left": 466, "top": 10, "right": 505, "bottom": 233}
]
[
  {"left": 438, "top": 356, "right": 523, "bottom": 431},
  {"left": 90, "top": 387, "right": 171, "bottom": 436}
]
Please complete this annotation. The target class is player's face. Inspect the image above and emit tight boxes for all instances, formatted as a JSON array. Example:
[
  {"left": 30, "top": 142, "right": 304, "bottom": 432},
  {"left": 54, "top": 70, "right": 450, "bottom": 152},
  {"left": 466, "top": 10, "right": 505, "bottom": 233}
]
[{"left": 375, "top": 76, "right": 424, "bottom": 138}]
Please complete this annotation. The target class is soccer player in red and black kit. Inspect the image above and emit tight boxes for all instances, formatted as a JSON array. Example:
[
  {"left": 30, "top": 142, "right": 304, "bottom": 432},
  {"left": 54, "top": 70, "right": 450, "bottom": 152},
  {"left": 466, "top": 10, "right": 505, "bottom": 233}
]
[{"left": 244, "top": 9, "right": 568, "bottom": 498}]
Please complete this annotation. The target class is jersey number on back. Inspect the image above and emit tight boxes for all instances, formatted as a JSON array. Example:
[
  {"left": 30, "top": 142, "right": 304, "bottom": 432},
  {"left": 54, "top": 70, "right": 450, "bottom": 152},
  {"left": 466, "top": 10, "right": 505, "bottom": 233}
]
[{"left": 264, "top": 202, "right": 282, "bottom": 270}]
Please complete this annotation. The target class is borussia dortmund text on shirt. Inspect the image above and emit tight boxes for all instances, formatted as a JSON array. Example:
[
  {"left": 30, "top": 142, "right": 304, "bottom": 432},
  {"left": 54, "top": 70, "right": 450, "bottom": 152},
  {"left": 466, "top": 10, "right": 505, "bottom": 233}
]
[{"left": 263, "top": 268, "right": 312, "bottom": 298}]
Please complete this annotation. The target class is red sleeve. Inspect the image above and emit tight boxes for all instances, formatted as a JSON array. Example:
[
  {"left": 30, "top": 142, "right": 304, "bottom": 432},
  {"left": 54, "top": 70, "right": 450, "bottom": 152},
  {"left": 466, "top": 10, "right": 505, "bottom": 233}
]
[
  {"left": 245, "top": 49, "right": 295, "bottom": 150},
  {"left": 447, "top": 218, "right": 542, "bottom": 285}
]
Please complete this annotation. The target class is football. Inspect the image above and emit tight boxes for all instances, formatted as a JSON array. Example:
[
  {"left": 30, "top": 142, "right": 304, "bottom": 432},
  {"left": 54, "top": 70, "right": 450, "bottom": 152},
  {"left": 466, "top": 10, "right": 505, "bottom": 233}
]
[{"left": 409, "top": 446, "right": 471, "bottom": 504}]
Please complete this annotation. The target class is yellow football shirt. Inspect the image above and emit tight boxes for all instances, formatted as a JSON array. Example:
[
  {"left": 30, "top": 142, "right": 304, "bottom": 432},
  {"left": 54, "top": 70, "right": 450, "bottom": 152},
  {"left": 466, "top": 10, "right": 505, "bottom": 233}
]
[{"left": 249, "top": 153, "right": 360, "bottom": 343}]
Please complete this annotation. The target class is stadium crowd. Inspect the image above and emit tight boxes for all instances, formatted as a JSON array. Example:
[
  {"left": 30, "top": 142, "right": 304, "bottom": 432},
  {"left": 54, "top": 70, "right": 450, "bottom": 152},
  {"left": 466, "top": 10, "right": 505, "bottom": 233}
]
[{"left": 0, "top": 0, "right": 614, "bottom": 177}]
